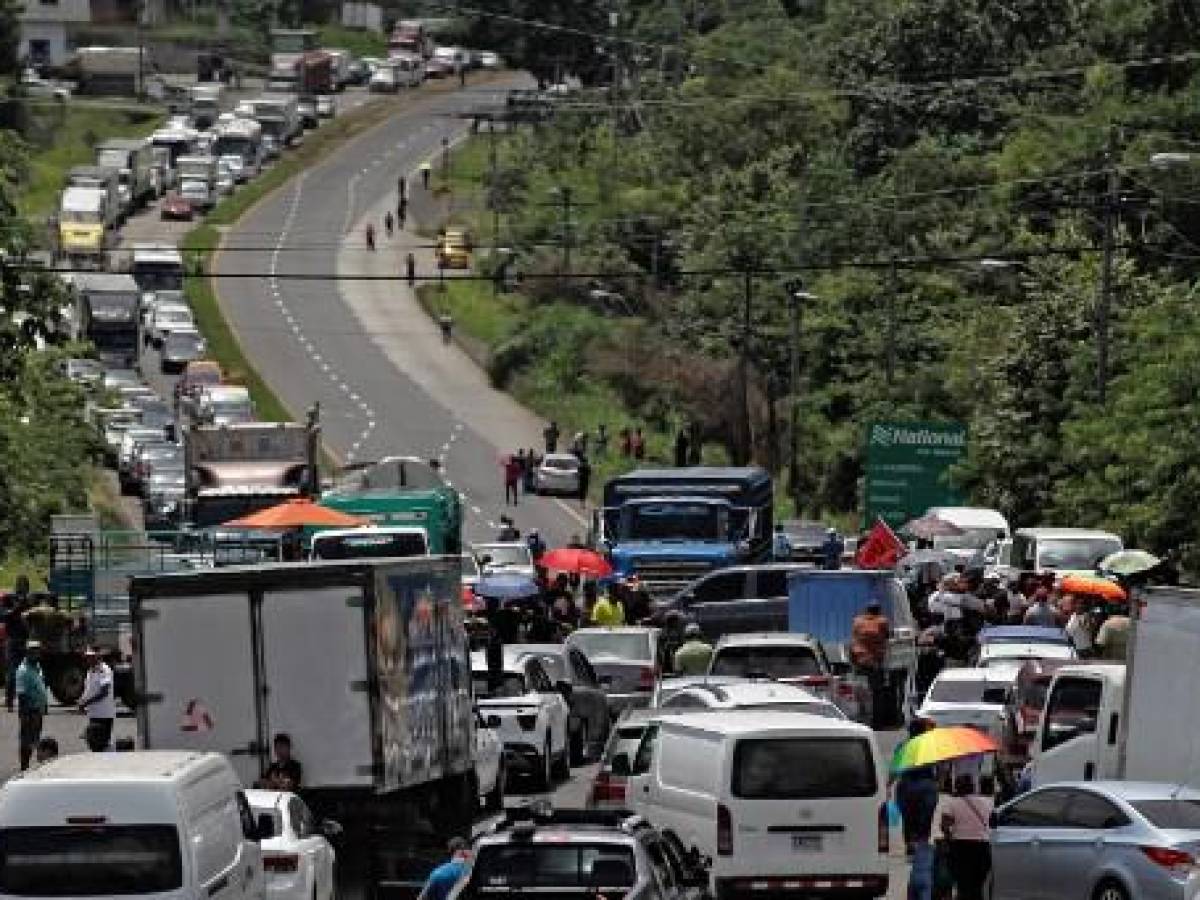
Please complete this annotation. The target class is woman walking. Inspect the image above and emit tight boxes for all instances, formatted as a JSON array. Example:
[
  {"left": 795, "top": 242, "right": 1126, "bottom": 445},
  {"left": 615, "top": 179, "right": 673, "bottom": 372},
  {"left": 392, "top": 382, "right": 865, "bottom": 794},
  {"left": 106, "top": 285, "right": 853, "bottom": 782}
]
[{"left": 939, "top": 774, "right": 992, "bottom": 900}]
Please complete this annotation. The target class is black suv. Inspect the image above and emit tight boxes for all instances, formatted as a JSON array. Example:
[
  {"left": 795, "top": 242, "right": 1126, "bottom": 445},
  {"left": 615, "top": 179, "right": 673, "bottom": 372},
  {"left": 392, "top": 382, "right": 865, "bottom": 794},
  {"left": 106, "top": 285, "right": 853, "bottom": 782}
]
[
  {"left": 460, "top": 807, "right": 710, "bottom": 900},
  {"left": 658, "top": 563, "right": 814, "bottom": 637}
]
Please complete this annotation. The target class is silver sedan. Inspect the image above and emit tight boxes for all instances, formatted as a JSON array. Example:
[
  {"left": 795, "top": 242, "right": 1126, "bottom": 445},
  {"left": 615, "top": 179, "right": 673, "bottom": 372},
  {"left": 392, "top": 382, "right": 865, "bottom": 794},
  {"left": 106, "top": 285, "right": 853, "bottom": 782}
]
[{"left": 992, "top": 781, "right": 1200, "bottom": 900}]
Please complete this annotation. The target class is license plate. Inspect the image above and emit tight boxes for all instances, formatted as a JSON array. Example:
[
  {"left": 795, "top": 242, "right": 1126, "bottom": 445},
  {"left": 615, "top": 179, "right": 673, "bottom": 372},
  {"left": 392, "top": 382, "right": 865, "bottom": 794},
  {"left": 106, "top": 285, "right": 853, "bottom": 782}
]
[{"left": 791, "top": 835, "right": 822, "bottom": 852}]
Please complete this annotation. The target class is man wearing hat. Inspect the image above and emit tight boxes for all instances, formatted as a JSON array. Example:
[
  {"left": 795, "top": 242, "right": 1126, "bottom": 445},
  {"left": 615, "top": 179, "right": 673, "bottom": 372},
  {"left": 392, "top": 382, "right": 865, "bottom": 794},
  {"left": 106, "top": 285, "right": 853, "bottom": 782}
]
[
  {"left": 15, "top": 641, "right": 47, "bottom": 771},
  {"left": 79, "top": 648, "right": 116, "bottom": 752},
  {"left": 673, "top": 624, "right": 714, "bottom": 675}
]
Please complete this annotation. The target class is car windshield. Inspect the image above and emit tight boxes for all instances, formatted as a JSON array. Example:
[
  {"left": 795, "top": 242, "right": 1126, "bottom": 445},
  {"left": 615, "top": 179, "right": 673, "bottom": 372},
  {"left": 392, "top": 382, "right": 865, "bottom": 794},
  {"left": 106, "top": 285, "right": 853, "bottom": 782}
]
[
  {"left": 929, "top": 679, "right": 1008, "bottom": 704},
  {"left": 624, "top": 502, "right": 726, "bottom": 541},
  {"left": 310, "top": 531, "right": 427, "bottom": 560},
  {"left": 710, "top": 645, "right": 822, "bottom": 678},
  {"left": 1037, "top": 537, "right": 1123, "bottom": 570},
  {"left": 543, "top": 455, "right": 579, "bottom": 471},
  {"left": 603, "top": 725, "right": 648, "bottom": 771},
  {"left": 473, "top": 672, "right": 527, "bottom": 698},
  {"left": 165, "top": 332, "right": 204, "bottom": 352},
  {"left": 0, "top": 825, "right": 183, "bottom": 895},
  {"left": 479, "top": 546, "right": 531, "bottom": 568},
  {"left": 933, "top": 528, "right": 1003, "bottom": 551},
  {"left": 471, "top": 844, "right": 635, "bottom": 890},
  {"left": 1132, "top": 800, "right": 1200, "bottom": 829},
  {"left": 732, "top": 737, "right": 877, "bottom": 799},
  {"left": 569, "top": 631, "right": 652, "bottom": 662}
]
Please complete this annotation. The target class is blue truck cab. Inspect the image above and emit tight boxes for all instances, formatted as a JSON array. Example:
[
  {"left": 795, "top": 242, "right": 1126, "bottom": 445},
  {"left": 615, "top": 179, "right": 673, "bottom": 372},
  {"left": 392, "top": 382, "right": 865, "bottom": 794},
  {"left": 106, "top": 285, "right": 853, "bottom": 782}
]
[{"left": 595, "top": 466, "right": 773, "bottom": 596}]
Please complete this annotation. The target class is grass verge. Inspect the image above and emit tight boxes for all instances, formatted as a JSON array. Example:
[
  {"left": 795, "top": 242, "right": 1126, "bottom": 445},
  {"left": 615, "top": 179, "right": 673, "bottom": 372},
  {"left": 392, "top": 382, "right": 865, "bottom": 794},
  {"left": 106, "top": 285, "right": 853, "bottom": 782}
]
[{"left": 17, "top": 104, "right": 165, "bottom": 219}]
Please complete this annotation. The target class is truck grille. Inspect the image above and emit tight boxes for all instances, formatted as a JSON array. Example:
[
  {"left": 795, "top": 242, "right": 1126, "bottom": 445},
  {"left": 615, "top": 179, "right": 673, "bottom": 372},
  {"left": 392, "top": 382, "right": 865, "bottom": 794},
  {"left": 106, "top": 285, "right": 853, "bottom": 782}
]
[{"left": 631, "top": 559, "right": 715, "bottom": 592}]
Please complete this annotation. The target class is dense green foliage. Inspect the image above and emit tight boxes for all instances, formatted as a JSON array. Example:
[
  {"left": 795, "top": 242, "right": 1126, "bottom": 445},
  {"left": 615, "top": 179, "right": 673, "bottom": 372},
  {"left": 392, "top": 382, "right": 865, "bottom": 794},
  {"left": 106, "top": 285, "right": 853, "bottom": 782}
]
[
  {"left": 458, "top": 0, "right": 1200, "bottom": 570},
  {"left": 0, "top": 132, "right": 98, "bottom": 557}
]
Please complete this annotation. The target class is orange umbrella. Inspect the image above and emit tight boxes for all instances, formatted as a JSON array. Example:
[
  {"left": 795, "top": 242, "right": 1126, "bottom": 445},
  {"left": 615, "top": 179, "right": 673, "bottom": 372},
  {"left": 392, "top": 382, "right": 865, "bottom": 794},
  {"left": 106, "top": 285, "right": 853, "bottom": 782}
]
[
  {"left": 1061, "top": 573, "right": 1127, "bottom": 602},
  {"left": 223, "top": 498, "right": 369, "bottom": 530}
]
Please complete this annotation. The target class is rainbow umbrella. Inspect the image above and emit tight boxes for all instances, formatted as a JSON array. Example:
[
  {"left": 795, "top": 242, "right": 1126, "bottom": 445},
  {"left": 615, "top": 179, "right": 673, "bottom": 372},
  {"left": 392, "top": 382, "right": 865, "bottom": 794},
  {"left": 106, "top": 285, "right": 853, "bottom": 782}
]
[{"left": 891, "top": 726, "right": 999, "bottom": 773}]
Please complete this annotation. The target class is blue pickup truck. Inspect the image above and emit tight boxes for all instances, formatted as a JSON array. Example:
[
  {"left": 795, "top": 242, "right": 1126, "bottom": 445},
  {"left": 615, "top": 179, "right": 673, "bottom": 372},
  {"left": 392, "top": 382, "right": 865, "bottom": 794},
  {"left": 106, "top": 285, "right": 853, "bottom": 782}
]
[{"left": 594, "top": 466, "right": 773, "bottom": 597}]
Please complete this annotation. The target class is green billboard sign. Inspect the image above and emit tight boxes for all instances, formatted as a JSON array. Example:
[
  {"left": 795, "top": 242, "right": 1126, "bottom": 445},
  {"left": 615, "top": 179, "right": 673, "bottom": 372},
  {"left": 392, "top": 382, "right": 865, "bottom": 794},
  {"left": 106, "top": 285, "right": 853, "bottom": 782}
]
[{"left": 864, "top": 421, "right": 967, "bottom": 529}]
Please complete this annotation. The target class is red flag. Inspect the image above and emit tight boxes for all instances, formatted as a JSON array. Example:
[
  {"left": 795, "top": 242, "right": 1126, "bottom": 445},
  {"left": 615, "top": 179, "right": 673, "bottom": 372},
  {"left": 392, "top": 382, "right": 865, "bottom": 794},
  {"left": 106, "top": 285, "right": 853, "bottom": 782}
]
[{"left": 856, "top": 518, "right": 906, "bottom": 569}]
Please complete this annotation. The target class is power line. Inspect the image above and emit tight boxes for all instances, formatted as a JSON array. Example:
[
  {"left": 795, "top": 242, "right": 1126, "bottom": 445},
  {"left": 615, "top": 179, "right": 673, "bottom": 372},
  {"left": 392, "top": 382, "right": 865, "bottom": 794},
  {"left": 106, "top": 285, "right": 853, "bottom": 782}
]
[{"left": 12, "top": 240, "right": 1136, "bottom": 281}]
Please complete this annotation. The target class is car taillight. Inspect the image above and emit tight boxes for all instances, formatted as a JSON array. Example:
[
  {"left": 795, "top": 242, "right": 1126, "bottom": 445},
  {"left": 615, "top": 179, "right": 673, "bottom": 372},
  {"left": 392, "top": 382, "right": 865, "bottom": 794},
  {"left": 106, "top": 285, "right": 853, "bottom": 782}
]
[
  {"left": 836, "top": 682, "right": 856, "bottom": 698},
  {"left": 590, "top": 772, "right": 626, "bottom": 806},
  {"left": 717, "top": 803, "right": 733, "bottom": 856},
  {"left": 517, "top": 714, "right": 538, "bottom": 731},
  {"left": 1141, "top": 846, "right": 1196, "bottom": 873},
  {"left": 638, "top": 666, "right": 658, "bottom": 691},
  {"left": 800, "top": 675, "right": 830, "bottom": 688},
  {"left": 263, "top": 854, "right": 299, "bottom": 873},
  {"left": 878, "top": 803, "right": 889, "bottom": 854}
]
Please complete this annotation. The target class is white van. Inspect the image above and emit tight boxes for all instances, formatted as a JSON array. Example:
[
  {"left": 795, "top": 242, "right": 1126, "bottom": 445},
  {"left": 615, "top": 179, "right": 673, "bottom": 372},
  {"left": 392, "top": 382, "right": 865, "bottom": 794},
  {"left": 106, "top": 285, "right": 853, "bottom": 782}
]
[
  {"left": 0, "top": 751, "right": 265, "bottom": 900},
  {"left": 923, "top": 506, "right": 1010, "bottom": 563},
  {"left": 1010, "top": 527, "right": 1123, "bottom": 577},
  {"left": 623, "top": 711, "right": 888, "bottom": 898},
  {"left": 1027, "top": 662, "right": 1125, "bottom": 788}
]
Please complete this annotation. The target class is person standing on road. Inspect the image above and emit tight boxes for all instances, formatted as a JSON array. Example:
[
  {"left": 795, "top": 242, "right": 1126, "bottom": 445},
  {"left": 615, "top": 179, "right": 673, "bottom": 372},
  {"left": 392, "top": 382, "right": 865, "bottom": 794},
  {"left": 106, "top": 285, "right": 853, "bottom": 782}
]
[
  {"left": 850, "top": 601, "right": 891, "bottom": 728},
  {"left": 577, "top": 454, "right": 591, "bottom": 504},
  {"left": 397, "top": 175, "right": 407, "bottom": 204},
  {"left": 79, "top": 648, "right": 115, "bottom": 752},
  {"left": 384, "top": 210, "right": 395, "bottom": 237},
  {"left": 15, "top": 641, "right": 47, "bottom": 771},
  {"left": 673, "top": 624, "right": 714, "bottom": 675},
  {"left": 543, "top": 420, "right": 560, "bottom": 453},
  {"left": 821, "top": 528, "right": 845, "bottom": 570},
  {"left": 939, "top": 774, "right": 992, "bottom": 900},
  {"left": 420, "top": 162, "right": 432, "bottom": 190},
  {"left": 366, "top": 223, "right": 376, "bottom": 251},
  {"left": 772, "top": 523, "right": 793, "bottom": 561},
  {"left": 590, "top": 590, "right": 625, "bottom": 627},
  {"left": 397, "top": 198, "right": 408, "bottom": 229},
  {"left": 262, "top": 733, "right": 303, "bottom": 791},
  {"left": 417, "top": 837, "right": 471, "bottom": 900},
  {"left": 4, "top": 576, "right": 31, "bottom": 712},
  {"left": 674, "top": 430, "right": 689, "bottom": 467},
  {"left": 503, "top": 454, "right": 521, "bottom": 505},
  {"left": 895, "top": 720, "right": 938, "bottom": 900},
  {"left": 405, "top": 252, "right": 416, "bottom": 286},
  {"left": 1022, "top": 588, "right": 1058, "bottom": 627}
]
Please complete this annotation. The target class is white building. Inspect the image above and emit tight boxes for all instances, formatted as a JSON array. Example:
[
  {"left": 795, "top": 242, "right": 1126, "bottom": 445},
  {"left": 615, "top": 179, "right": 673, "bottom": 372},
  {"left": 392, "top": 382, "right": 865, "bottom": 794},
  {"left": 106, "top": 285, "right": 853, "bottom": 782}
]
[{"left": 18, "top": 0, "right": 90, "bottom": 67}]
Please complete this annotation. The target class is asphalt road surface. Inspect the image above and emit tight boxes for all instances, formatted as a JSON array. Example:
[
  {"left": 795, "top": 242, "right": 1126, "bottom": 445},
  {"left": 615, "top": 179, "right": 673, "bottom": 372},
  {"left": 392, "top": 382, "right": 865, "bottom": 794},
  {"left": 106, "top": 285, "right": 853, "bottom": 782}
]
[{"left": 212, "top": 76, "right": 587, "bottom": 549}]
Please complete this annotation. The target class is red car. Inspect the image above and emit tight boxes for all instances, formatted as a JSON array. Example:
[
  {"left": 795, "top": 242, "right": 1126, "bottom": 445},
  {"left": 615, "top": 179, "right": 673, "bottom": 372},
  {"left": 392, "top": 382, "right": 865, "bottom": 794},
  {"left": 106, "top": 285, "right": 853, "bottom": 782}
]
[{"left": 161, "top": 192, "right": 194, "bottom": 221}]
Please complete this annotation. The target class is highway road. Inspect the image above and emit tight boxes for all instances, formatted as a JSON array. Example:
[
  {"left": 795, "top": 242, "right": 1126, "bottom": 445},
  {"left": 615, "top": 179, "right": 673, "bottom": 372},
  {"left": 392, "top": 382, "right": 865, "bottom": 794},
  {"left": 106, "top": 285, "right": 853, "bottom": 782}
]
[{"left": 214, "top": 77, "right": 587, "bottom": 548}]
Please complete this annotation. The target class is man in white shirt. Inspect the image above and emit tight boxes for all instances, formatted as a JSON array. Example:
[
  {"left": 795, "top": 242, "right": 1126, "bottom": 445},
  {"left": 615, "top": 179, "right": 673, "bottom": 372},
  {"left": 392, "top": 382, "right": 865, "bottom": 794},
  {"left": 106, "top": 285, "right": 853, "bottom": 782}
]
[{"left": 79, "top": 649, "right": 116, "bottom": 752}]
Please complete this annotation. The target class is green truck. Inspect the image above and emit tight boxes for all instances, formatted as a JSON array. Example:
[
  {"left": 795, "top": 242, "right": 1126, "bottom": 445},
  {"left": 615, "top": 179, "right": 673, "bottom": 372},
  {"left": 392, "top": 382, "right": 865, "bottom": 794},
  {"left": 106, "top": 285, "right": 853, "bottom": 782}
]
[{"left": 320, "top": 456, "right": 463, "bottom": 554}]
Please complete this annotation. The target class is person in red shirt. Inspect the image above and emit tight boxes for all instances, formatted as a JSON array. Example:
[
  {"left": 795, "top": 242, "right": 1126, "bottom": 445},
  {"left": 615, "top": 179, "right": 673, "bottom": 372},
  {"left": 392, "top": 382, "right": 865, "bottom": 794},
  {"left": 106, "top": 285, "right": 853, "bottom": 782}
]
[{"left": 503, "top": 455, "right": 521, "bottom": 505}]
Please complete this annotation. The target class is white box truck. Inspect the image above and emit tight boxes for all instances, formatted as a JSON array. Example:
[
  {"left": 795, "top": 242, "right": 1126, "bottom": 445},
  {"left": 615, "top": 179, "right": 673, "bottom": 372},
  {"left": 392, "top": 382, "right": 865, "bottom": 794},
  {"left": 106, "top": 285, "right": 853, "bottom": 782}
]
[
  {"left": 1029, "top": 586, "right": 1200, "bottom": 788},
  {"left": 130, "top": 557, "right": 476, "bottom": 892}
]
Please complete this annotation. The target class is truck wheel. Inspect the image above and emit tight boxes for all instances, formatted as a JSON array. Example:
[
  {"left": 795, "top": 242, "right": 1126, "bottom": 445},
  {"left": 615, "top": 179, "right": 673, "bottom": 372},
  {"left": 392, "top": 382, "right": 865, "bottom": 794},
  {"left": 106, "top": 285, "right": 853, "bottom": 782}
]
[{"left": 50, "top": 661, "right": 86, "bottom": 705}]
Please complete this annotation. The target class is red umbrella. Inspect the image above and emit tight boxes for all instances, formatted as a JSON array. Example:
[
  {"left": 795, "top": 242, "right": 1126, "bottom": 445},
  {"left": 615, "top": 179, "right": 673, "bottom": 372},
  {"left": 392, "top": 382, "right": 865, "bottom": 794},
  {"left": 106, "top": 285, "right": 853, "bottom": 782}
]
[{"left": 539, "top": 547, "right": 613, "bottom": 577}]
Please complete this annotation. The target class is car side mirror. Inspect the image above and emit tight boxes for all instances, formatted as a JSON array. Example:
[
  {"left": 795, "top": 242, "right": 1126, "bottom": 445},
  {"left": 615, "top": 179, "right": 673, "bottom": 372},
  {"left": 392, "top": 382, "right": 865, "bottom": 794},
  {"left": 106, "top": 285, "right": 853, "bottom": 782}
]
[
  {"left": 320, "top": 819, "right": 343, "bottom": 840},
  {"left": 255, "top": 813, "right": 276, "bottom": 840},
  {"left": 610, "top": 753, "right": 631, "bottom": 777},
  {"left": 556, "top": 679, "right": 573, "bottom": 700},
  {"left": 485, "top": 714, "right": 502, "bottom": 729}
]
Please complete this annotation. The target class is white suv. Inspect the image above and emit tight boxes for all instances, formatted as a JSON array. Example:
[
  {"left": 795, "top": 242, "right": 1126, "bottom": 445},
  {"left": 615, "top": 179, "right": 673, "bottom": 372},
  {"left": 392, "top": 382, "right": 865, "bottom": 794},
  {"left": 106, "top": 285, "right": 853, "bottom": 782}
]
[
  {"left": 707, "top": 632, "right": 867, "bottom": 723},
  {"left": 472, "top": 650, "right": 570, "bottom": 789}
]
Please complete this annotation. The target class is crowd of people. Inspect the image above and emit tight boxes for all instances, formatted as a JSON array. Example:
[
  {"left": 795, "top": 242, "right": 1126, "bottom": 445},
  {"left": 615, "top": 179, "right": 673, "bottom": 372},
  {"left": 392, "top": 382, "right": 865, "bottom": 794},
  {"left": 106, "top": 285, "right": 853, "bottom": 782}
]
[{"left": 907, "top": 569, "right": 1130, "bottom": 696}]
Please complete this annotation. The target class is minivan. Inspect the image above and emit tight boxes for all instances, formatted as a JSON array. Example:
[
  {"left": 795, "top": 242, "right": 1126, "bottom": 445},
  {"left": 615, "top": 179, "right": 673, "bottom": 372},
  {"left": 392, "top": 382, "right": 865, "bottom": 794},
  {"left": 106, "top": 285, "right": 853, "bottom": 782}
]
[
  {"left": 1010, "top": 527, "right": 1123, "bottom": 577},
  {"left": 0, "top": 751, "right": 265, "bottom": 900},
  {"left": 621, "top": 711, "right": 888, "bottom": 898}
]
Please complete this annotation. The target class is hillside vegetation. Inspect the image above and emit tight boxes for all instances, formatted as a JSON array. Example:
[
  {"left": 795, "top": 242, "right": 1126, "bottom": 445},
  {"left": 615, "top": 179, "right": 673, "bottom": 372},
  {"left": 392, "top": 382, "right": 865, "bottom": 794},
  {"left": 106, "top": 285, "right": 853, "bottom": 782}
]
[{"left": 450, "top": 0, "right": 1200, "bottom": 571}]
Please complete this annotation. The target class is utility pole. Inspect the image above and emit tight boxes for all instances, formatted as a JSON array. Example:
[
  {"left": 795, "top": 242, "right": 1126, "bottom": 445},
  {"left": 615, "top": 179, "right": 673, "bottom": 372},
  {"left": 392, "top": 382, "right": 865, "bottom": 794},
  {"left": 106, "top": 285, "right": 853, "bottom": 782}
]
[
  {"left": 787, "top": 286, "right": 805, "bottom": 513},
  {"left": 487, "top": 119, "right": 500, "bottom": 251},
  {"left": 1097, "top": 126, "right": 1119, "bottom": 404},
  {"left": 739, "top": 268, "right": 753, "bottom": 466},
  {"left": 557, "top": 187, "right": 573, "bottom": 274}
]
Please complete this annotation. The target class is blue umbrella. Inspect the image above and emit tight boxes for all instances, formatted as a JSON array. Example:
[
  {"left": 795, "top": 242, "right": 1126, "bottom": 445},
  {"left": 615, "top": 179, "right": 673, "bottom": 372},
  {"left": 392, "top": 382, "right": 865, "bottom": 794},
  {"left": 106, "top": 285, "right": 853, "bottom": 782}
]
[{"left": 475, "top": 572, "right": 541, "bottom": 605}]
